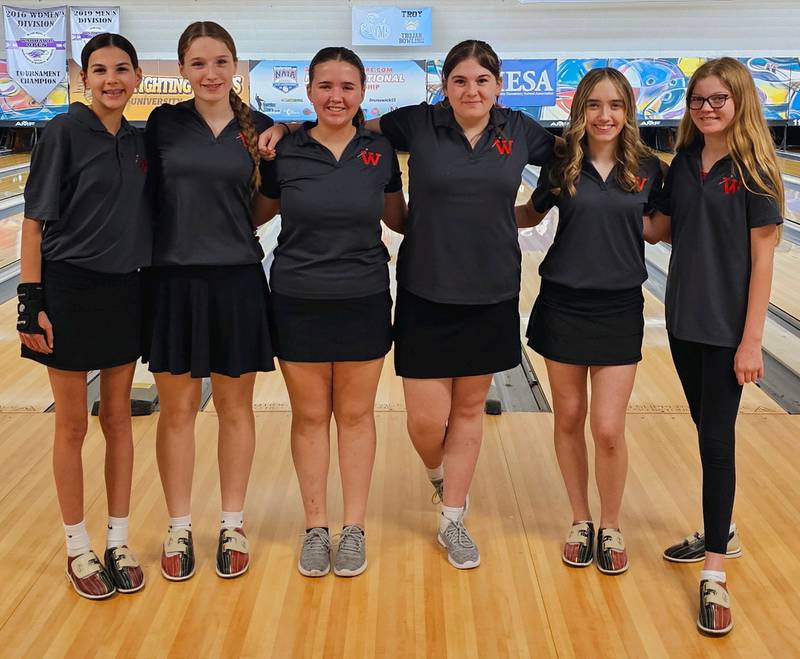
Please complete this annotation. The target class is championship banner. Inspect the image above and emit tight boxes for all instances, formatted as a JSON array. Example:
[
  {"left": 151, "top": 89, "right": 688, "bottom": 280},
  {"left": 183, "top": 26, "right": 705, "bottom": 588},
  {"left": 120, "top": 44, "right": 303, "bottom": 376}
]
[
  {"left": 69, "top": 59, "right": 250, "bottom": 123},
  {"left": 352, "top": 7, "right": 432, "bottom": 47},
  {"left": 70, "top": 6, "right": 119, "bottom": 66},
  {"left": 0, "top": 58, "right": 68, "bottom": 126},
  {"left": 249, "top": 59, "right": 426, "bottom": 121},
  {"left": 3, "top": 5, "right": 67, "bottom": 103},
  {"left": 499, "top": 59, "right": 556, "bottom": 108}
]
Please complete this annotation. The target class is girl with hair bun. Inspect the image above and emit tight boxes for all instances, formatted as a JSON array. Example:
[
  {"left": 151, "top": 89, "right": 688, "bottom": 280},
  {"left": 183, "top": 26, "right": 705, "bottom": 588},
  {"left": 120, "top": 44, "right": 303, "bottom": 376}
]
[
  {"left": 19, "top": 32, "right": 149, "bottom": 599},
  {"left": 144, "top": 21, "right": 275, "bottom": 582}
]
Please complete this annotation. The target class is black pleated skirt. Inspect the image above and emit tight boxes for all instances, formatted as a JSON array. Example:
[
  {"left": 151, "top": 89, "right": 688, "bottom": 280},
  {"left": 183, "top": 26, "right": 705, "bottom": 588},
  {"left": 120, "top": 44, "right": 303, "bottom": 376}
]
[
  {"left": 269, "top": 289, "right": 392, "bottom": 362},
  {"left": 21, "top": 260, "right": 143, "bottom": 371},
  {"left": 526, "top": 279, "right": 644, "bottom": 366},
  {"left": 393, "top": 287, "right": 521, "bottom": 379},
  {"left": 143, "top": 264, "right": 275, "bottom": 378}
]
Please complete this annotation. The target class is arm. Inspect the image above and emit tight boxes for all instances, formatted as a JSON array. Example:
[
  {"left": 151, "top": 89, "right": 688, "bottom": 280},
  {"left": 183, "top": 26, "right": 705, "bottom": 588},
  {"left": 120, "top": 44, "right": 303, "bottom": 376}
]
[
  {"left": 734, "top": 224, "right": 779, "bottom": 385},
  {"left": 18, "top": 219, "right": 53, "bottom": 353},
  {"left": 381, "top": 190, "right": 407, "bottom": 234},
  {"left": 643, "top": 211, "right": 672, "bottom": 244},
  {"left": 258, "top": 122, "right": 301, "bottom": 157},
  {"left": 364, "top": 117, "right": 382, "bottom": 134},
  {"left": 515, "top": 198, "right": 548, "bottom": 228},
  {"left": 251, "top": 192, "right": 280, "bottom": 228}
]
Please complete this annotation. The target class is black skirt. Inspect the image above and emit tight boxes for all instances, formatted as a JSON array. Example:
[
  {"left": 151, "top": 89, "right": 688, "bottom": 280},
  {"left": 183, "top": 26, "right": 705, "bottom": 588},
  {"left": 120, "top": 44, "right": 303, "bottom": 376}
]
[
  {"left": 393, "top": 287, "right": 521, "bottom": 379},
  {"left": 21, "top": 260, "right": 143, "bottom": 371},
  {"left": 143, "top": 265, "right": 275, "bottom": 378},
  {"left": 269, "top": 290, "right": 392, "bottom": 362},
  {"left": 526, "top": 279, "right": 644, "bottom": 366}
]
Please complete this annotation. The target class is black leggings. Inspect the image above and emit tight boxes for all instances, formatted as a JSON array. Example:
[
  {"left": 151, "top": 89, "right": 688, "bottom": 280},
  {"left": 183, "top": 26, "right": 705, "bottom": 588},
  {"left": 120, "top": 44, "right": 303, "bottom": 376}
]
[{"left": 668, "top": 334, "right": 743, "bottom": 554}]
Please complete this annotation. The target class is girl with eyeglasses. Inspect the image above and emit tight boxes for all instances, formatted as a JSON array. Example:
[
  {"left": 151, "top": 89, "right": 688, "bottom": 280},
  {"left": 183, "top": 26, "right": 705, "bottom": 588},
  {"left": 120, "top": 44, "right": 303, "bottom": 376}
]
[{"left": 645, "top": 57, "right": 783, "bottom": 636}]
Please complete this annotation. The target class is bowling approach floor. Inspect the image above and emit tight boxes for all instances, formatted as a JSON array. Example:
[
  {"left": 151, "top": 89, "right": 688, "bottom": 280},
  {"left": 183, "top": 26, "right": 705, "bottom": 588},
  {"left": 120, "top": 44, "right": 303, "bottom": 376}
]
[{"left": 0, "top": 169, "right": 799, "bottom": 657}]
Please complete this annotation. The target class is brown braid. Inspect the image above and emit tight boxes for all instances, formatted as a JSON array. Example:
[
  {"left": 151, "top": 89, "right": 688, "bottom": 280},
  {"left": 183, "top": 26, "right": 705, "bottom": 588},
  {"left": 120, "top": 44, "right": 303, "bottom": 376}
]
[{"left": 229, "top": 89, "right": 261, "bottom": 192}]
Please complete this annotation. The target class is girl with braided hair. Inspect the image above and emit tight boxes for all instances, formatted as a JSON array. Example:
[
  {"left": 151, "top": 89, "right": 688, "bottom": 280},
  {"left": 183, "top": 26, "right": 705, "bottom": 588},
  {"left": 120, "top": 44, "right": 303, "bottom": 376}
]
[{"left": 143, "top": 21, "right": 275, "bottom": 581}]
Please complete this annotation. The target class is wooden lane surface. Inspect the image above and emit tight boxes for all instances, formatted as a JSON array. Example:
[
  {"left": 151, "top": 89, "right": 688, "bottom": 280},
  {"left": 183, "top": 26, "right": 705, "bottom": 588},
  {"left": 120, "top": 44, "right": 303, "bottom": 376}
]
[
  {"left": 519, "top": 214, "right": 784, "bottom": 415},
  {"left": 0, "top": 211, "right": 22, "bottom": 269},
  {"left": 0, "top": 169, "right": 27, "bottom": 200},
  {"left": 500, "top": 412, "right": 800, "bottom": 658},
  {"left": 1, "top": 410, "right": 799, "bottom": 655},
  {"left": 0, "top": 152, "right": 30, "bottom": 169},
  {"left": 0, "top": 411, "right": 558, "bottom": 658},
  {"left": 0, "top": 297, "right": 57, "bottom": 412}
]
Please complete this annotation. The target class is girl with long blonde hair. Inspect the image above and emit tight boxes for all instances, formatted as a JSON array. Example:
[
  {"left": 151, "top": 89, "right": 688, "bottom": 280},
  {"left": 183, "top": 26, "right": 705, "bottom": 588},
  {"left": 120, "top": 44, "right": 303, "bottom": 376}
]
[
  {"left": 517, "top": 67, "right": 664, "bottom": 576},
  {"left": 645, "top": 57, "right": 783, "bottom": 635}
]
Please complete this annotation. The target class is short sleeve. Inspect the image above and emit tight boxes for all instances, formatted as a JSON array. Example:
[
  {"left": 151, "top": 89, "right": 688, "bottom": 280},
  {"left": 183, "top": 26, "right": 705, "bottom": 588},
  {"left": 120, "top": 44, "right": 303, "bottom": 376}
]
[
  {"left": 644, "top": 159, "right": 666, "bottom": 214},
  {"left": 379, "top": 103, "right": 426, "bottom": 152},
  {"left": 24, "top": 119, "right": 69, "bottom": 222},
  {"left": 746, "top": 177, "right": 783, "bottom": 228},
  {"left": 520, "top": 112, "right": 556, "bottom": 166},
  {"left": 531, "top": 162, "right": 558, "bottom": 213},
  {"left": 258, "top": 157, "right": 280, "bottom": 199},
  {"left": 652, "top": 159, "right": 674, "bottom": 216},
  {"left": 384, "top": 150, "right": 402, "bottom": 193},
  {"left": 251, "top": 110, "right": 274, "bottom": 134}
]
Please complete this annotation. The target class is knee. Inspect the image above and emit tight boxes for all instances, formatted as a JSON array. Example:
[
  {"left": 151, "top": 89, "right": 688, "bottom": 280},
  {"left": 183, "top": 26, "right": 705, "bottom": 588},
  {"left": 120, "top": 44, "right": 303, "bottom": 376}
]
[
  {"left": 333, "top": 403, "right": 373, "bottom": 430},
  {"left": 449, "top": 397, "right": 485, "bottom": 423},
  {"left": 98, "top": 406, "right": 131, "bottom": 439},
  {"left": 407, "top": 408, "right": 448, "bottom": 437},
  {"left": 590, "top": 421, "right": 624, "bottom": 453},
  {"left": 292, "top": 404, "right": 331, "bottom": 429},
  {"left": 215, "top": 400, "right": 253, "bottom": 425},
  {"left": 554, "top": 403, "right": 587, "bottom": 436},
  {"left": 158, "top": 402, "right": 198, "bottom": 431},
  {"left": 698, "top": 426, "right": 735, "bottom": 470},
  {"left": 57, "top": 416, "right": 89, "bottom": 445}
]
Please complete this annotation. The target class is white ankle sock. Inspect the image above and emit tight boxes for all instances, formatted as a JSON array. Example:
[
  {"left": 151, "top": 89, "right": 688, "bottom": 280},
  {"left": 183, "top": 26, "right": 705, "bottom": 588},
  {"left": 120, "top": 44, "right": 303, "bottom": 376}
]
[
  {"left": 426, "top": 464, "right": 444, "bottom": 481},
  {"left": 700, "top": 569, "right": 726, "bottom": 584},
  {"left": 65, "top": 520, "right": 91, "bottom": 557},
  {"left": 106, "top": 516, "right": 129, "bottom": 548},
  {"left": 220, "top": 510, "right": 244, "bottom": 530},
  {"left": 169, "top": 514, "right": 192, "bottom": 531},
  {"left": 440, "top": 505, "right": 464, "bottom": 532},
  {"left": 729, "top": 522, "right": 736, "bottom": 534}
]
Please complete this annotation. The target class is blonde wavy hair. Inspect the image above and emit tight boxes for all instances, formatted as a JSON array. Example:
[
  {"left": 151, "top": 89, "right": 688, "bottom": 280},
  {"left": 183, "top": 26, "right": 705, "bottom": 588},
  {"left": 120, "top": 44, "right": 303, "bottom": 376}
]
[
  {"left": 676, "top": 57, "right": 785, "bottom": 221},
  {"left": 549, "top": 67, "right": 653, "bottom": 197}
]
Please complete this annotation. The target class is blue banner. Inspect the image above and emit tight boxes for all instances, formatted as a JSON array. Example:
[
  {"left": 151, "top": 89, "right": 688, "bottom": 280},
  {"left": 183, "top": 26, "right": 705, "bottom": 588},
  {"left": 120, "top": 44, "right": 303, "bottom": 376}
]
[
  {"left": 352, "top": 7, "right": 432, "bottom": 47},
  {"left": 499, "top": 59, "right": 557, "bottom": 108}
]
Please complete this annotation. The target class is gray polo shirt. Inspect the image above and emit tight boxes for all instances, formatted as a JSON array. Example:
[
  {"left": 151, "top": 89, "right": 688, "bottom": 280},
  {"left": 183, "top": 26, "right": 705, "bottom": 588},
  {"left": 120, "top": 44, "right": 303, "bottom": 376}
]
[
  {"left": 655, "top": 141, "right": 783, "bottom": 347},
  {"left": 380, "top": 103, "right": 556, "bottom": 304},
  {"left": 24, "top": 102, "right": 152, "bottom": 273},
  {"left": 146, "top": 100, "right": 271, "bottom": 267},
  {"left": 533, "top": 156, "right": 664, "bottom": 290},
  {"left": 260, "top": 123, "right": 401, "bottom": 299}
]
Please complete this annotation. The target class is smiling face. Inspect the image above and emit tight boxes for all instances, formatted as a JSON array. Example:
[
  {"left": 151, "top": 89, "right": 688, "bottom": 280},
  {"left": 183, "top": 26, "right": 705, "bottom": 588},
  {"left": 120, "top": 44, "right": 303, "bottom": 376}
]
[
  {"left": 307, "top": 59, "right": 365, "bottom": 129},
  {"left": 583, "top": 77, "right": 626, "bottom": 147},
  {"left": 689, "top": 75, "right": 736, "bottom": 137},
  {"left": 81, "top": 46, "right": 141, "bottom": 112},
  {"left": 443, "top": 57, "right": 502, "bottom": 123},
  {"left": 179, "top": 36, "right": 236, "bottom": 103}
]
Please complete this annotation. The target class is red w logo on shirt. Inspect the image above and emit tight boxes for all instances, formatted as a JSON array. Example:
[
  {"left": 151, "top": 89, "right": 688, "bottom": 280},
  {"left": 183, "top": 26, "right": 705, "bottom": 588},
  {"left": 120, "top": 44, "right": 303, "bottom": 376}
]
[
  {"left": 635, "top": 176, "right": 648, "bottom": 192},
  {"left": 721, "top": 176, "right": 742, "bottom": 195},
  {"left": 136, "top": 155, "right": 148, "bottom": 174},
  {"left": 359, "top": 149, "right": 382, "bottom": 166},
  {"left": 493, "top": 139, "right": 513, "bottom": 155}
]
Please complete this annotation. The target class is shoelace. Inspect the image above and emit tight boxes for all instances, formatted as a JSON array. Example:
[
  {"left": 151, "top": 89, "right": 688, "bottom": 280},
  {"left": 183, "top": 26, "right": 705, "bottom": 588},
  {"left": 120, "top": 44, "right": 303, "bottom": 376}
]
[
  {"left": 444, "top": 520, "right": 475, "bottom": 548},
  {"left": 685, "top": 530, "right": 704, "bottom": 544},
  {"left": 304, "top": 528, "right": 331, "bottom": 553},
  {"left": 431, "top": 480, "right": 444, "bottom": 505},
  {"left": 335, "top": 526, "right": 364, "bottom": 557}
]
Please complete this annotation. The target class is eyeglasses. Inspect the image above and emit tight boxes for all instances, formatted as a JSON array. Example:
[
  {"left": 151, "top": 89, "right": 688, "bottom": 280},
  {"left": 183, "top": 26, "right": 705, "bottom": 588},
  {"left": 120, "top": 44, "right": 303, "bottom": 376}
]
[{"left": 687, "top": 94, "right": 730, "bottom": 110}]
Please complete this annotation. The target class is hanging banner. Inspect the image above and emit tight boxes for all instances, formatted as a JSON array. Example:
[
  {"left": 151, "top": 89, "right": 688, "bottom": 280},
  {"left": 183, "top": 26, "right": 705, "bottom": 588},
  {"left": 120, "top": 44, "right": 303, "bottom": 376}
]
[
  {"left": 352, "top": 7, "right": 432, "bottom": 47},
  {"left": 3, "top": 5, "right": 67, "bottom": 103},
  {"left": 499, "top": 59, "right": 557, "bottom": 108},
  {"left": 70, "top": 6, "right": 120, "bottom": 66},
  {"left": 69, "top": 59, "right": 250, "bottom": 123}
]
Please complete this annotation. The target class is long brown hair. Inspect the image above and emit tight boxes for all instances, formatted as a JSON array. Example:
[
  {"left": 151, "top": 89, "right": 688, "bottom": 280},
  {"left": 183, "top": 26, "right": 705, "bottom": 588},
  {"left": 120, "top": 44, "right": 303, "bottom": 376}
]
[
  {"left": 676, "top": 57, "right": 784, "bottom": 222},
  {"left": 549, "top": 67, "right": 653, "bottom": 197},
  {"left": 178, "top": 21, "right": 261, "bottom": 191}
]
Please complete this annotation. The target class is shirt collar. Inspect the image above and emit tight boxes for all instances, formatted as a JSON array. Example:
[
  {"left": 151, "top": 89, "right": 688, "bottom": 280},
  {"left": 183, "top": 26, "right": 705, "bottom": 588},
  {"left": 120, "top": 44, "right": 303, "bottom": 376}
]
[
  {"left": 68, "top": 102, "right": 134, "bottom": 136},
  {"left": 294, "top": 121, "right": 376, "bottom": 147}
]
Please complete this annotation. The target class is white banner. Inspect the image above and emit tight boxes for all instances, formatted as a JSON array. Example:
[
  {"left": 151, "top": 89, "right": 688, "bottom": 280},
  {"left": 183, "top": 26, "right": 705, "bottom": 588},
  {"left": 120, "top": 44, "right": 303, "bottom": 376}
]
[
  {"left": 70, "top": 6, "right": 119, "bottom": 66},
  {"left": 3, "top": 5, "right": 67, "bottom": 103}
]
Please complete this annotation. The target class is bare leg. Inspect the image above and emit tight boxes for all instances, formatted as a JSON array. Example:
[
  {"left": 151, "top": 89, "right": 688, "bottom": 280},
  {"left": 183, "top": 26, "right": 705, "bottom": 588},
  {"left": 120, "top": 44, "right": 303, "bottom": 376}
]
[{"left": 402, "top": 377, "right": 452, "bottom": 470}]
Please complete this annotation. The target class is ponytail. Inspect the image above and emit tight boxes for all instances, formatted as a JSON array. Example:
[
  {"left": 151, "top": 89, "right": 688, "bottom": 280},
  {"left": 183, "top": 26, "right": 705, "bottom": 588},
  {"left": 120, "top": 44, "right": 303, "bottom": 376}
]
[{"left": 229, "top": 89, "right": 261, "bottom": 192}]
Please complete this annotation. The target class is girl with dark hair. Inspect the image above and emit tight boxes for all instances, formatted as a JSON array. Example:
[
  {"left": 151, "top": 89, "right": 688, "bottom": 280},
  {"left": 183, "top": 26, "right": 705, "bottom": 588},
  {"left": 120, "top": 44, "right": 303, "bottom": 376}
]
[
  {"left": 252, "top": 47, "right": 406, "bottom": 577},
  {"left": 144, "top": 21, "right": 275, "bottom": 581},
  {"left": 262, "top": 39, "right": 557, "bottom": 569},
  {"left": 18, "top": 32, "right": 149, "bottom": 599},
  {"left": 517, "top": 68, "right": 664, "bottom": 576}
]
